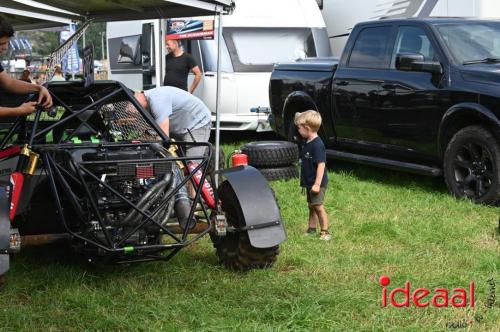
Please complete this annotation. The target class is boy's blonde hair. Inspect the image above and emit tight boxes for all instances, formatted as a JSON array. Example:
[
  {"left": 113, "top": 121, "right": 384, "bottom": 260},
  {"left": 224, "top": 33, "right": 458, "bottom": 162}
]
[{"left": 294, "top": 110, "right": 322, "bottom": 132}]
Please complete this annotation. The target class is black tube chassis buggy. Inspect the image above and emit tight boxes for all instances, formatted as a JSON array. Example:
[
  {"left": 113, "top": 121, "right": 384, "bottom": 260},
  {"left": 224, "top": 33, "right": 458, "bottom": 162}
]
[{"left": 0, "top": 81, "right": 286, "bottom": 286}]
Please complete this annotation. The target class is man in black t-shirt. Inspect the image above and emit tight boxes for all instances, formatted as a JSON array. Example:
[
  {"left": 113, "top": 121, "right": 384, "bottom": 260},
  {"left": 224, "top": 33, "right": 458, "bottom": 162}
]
[
  {"left": 163, "top": 40, "right": 202, "bottom": 94},
  {"left": 0, "top": 16, "right": 52, "bottom": 116}
]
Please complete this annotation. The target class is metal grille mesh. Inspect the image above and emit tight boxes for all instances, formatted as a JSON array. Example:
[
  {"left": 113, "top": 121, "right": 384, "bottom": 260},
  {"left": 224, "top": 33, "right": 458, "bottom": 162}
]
[
  {"left": 98, "top": 101, "right": 161, "bottom": 141},
  {"left": 43, "top": 21, "right": 91, "bottom": 84}
]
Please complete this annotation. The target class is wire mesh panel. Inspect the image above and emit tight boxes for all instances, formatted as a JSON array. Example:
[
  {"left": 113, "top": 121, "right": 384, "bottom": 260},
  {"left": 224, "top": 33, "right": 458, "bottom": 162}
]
[
  {"left": 43, "top": 21, "right": 91, "bottom": 83},
  {"left": 98, "top": 101, "right": 161, "bottom": 142}
]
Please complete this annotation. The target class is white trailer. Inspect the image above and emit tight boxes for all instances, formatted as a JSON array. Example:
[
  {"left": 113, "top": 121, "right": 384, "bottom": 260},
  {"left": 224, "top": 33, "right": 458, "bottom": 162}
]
[
  {"left": 107, "top": 0, "right": 331, "bottom": 132},
  {"left": 319, "top": 0, "right": 500, "bottom": 56}
]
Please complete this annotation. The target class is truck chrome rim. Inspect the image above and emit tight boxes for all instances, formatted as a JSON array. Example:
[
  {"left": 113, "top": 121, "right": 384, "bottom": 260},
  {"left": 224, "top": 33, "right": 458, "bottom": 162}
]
[{"left": 453, "top": 143, "right": 494, "bottom": 199}]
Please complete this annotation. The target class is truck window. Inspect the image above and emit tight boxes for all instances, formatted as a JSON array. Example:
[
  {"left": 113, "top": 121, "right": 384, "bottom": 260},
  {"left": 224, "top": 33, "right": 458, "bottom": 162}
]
[
  {"left": 390, "top": 26, "right": 437, "bottom": 68},
  {"left": 437, "top": 22, "right": 500, "bottom": 64},
  {"left": 348, "top": 26, "right": 392, "bottom": 69}
]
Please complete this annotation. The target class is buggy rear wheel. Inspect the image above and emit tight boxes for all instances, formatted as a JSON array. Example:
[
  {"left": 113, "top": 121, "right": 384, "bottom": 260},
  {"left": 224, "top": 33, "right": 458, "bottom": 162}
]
[{"left": 210, "top": 181, "right": 279, "bottom": 270}]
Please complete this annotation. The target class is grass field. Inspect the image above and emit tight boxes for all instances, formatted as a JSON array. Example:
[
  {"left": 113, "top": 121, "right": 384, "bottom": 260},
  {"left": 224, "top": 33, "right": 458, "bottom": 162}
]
[{"left": 0, "top": 134, "right": 498, "bottom": 331}]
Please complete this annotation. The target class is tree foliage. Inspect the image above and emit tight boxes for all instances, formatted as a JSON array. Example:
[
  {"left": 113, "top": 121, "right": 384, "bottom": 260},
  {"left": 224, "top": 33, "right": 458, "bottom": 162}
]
[
  {"left": 77, "top": 22, "right": 106, "bottom": 60},
  {"left": 15, "top": 22, "right": 106, "bottom": 60}
]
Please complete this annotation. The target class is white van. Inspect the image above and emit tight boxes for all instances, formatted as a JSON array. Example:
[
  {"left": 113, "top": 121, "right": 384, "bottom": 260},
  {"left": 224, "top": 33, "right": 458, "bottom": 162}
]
[
  {"left": 319, "top": 0, "right": 500, "bottom": 57},
  {"left": 107, "top": 0, "right": 331, "bottom": 132}
]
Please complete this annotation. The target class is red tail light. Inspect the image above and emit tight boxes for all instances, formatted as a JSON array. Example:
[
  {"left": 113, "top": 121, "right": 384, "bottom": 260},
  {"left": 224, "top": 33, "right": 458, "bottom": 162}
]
[{"left": 135, "top": 164, "right": 154, "bottom": 179}]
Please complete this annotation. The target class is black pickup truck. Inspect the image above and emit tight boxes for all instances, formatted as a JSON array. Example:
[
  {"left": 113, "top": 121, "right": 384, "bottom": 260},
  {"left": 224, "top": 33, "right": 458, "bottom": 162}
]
[{"left": 270, "top": 18, "right": 500, "bottom": 205}]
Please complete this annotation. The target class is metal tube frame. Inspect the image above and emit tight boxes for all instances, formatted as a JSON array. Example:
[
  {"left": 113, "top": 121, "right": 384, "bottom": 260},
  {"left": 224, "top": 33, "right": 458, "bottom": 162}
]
[{"left": 9, "top": 81, "right": 217, "bottom": 264}]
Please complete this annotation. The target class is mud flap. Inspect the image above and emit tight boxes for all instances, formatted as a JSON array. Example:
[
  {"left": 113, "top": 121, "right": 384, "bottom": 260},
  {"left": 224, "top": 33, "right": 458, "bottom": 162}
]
[
  {"left": 0, "top": 186, "right": 10, "bottom": 277},
  {"left": 219, "top": 165, "right": 286, "bottom": 248}
]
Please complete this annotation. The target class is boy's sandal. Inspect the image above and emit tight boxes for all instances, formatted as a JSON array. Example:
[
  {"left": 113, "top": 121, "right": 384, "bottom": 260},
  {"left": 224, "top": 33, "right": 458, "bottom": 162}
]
[
  {"left": 319, "top": 229, "right": 332, "bottom": 240},
  {"left": 305, "top": 227, "right": 316, "bottom": 234}
]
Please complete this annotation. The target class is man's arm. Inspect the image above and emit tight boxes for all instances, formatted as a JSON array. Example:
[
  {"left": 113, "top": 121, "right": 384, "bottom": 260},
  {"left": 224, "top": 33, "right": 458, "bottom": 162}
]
[
  {"left": 159, "top": 118, "right": 170, "bottom": 137},
  {"left": 0, "top": 71, "right": 53, "bottom": 107},
  {"left": 189, "top": 66, "right": 202, "bottom": 94},
  {"left": 0, "top": 102, "right": 38, "bottom": 117}
]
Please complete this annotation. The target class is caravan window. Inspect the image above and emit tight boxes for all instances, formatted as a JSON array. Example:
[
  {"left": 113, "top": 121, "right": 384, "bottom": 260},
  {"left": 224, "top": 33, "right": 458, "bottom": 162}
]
[
  {"left": 223, "top": 28, "right": 317, "bottom": 72},
  {"left": 199, "top": 34, "right": 234, "bottom": 73}
]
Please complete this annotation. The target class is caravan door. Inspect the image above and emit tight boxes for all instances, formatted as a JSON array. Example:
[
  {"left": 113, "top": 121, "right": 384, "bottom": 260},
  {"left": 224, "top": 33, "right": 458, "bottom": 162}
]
[{"left": 186, "top": 38, "right": 238, "bottom": 129}]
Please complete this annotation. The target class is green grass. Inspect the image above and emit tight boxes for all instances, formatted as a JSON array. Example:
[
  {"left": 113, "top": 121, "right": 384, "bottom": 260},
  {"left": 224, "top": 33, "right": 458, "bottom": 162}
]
[{"left": 0, "top": 133, "right": 499, "bottom": 331}]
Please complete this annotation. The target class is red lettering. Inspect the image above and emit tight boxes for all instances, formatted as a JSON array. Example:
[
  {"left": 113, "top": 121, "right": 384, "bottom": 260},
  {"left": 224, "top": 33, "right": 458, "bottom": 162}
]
[
  {"left": 382, "top": 287, "right": 387, "bottom": 307},
  {"left": 451, "top": 288, "right": 467, "bottom": 307},
  {"left": 412, "top": 288, "right": 430, "bottom": 307},
  {"left": 470, "top": 281, "right": 475, "bottom": 307},
  {"left": 431, "top": 288, "right": 449, "bottom": 307},
  {"left": 390, "top": 281, "right": 410, "bottom": 307},
  {"left": 380, "top": 276, "right": 390, "bottom": 307},
  {"left": 381, "top": 279, "right": 475, "bottom": 309}
]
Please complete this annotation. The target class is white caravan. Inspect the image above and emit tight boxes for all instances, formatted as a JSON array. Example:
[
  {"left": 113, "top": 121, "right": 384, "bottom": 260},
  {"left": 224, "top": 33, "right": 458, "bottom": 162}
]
[
  {"left": 319, "top": 0, "right": 500, "bottom": 57},
  {"left": 107, "top": 0, "right": 331, "bottom": 131}
]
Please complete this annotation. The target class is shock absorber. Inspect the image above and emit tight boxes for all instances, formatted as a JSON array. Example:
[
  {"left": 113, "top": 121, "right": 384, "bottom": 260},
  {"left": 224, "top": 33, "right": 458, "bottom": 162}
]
[
  {"left": 186, "top": 161, "right": 216, "bottom": 210},
  {"left": 9, "top": 109, "right": 41, "bottom": 221}
]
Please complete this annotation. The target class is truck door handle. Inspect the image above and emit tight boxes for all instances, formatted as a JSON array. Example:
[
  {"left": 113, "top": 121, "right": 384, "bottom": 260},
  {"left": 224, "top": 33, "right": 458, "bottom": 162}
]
[
  {"left": 335, "top": 80, "right": 349, "bottom": 86},
  {"left": 382, "top": 83, "right": 396, "bottom": 89}
]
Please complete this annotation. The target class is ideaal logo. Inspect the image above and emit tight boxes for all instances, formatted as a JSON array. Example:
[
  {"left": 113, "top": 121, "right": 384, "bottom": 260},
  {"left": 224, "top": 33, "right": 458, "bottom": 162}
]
[
  {"left": 379, "top": 275, "right": 497, "bottom": 329},
  {"left": 379, "top": 275, "right": 475, "bottom": 308}
]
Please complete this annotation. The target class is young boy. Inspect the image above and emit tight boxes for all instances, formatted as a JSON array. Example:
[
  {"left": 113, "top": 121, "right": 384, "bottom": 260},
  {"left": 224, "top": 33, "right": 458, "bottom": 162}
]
[{"left": 295, "top": 110, "right": 331, "bottom": 241}]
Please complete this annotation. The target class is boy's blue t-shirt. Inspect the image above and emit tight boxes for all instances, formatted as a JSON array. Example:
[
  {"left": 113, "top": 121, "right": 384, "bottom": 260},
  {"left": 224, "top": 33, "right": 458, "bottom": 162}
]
[{"left": 300, "top": 136, "right": 328, "bottom": 189}]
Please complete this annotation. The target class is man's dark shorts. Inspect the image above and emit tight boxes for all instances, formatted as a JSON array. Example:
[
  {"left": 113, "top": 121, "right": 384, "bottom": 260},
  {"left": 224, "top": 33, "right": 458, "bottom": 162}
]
[{"left": 306, "top": 187, "right": 327, "bottom": 206}]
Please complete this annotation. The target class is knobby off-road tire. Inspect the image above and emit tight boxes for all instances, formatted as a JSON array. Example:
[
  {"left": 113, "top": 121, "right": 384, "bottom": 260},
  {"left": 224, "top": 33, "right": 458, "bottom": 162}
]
[
  {"left": 206, "top": 149, "right": 225, "bottom": 186},
  {"left": 443, "top": 126, "right": 500, "bottom": 205},
  {"left": 241, "top": 141, "right": 299, "bottom": 168},
  {"left": 210, "top": 181, "right": 279, "bottom": 271},
  {"left": 258, "top": 165, "right": 298, "bottom": 182},
  {"left": 207, "top": 149, "right": 225, "bottom": 174}
]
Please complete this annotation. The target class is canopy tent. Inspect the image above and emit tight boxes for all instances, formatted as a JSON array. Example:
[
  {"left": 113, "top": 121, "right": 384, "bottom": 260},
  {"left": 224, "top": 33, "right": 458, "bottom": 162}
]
[
  {"left": 0, "top": 0, "right": 76, "bottom": 30},
  {"left": 3, "top": 0, "right": 233, "bottom": 23},
  {"left": 1, "top": 0, "right": 234, "bottom": 173}
]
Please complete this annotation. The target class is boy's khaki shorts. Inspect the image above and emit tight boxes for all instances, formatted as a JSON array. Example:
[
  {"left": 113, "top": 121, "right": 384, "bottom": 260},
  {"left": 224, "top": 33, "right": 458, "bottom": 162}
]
[{"left": 306, "top": 187, "right": 327, "bottom": 206}]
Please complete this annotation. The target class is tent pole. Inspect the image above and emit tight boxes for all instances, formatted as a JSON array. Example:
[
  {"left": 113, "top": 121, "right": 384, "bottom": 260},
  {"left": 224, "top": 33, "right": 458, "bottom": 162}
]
[{"left": 214, "top": 9, "right": 223, "bottom": 183}]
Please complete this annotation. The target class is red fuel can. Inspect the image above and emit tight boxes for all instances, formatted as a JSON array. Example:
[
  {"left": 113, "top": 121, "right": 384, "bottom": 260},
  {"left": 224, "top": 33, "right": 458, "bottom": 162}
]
[{"left": 231, "top": 150, "right": 248, "bottom": 167}]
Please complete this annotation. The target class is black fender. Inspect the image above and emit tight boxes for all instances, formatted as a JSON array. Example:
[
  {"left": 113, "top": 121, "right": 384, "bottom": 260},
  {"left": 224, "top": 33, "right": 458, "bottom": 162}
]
[
  {"left": 0, "top": 186, "right": 10, "bottom": 277},
  {"left": 219, "top": 165, "right": 286, "bottom": 248},
  {"left": 438, "top": 102, "right": 500, "bottom": 156}
]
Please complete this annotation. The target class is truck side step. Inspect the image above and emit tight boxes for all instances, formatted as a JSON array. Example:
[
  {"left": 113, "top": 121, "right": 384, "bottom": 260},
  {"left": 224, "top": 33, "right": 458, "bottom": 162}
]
[{"left": 326, "top": 150, "right": 442, "bottom": 177}]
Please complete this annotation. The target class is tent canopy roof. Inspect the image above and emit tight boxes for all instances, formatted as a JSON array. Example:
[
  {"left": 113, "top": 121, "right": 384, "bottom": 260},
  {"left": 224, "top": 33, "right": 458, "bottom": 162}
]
[{"left": 2, "top": 0, "right": 234, "bottom": 30}]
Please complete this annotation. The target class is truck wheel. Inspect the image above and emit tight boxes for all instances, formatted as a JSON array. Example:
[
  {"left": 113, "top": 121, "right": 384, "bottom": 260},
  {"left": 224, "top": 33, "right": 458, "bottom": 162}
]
[
  {"left": 443, "top": 126, "right": 500, "bottom": 205},
  {"left": 258, "top": 165, "right": 299, "bottom": 182},
  {"left": 210, "top": 181, "right": 279, "bottom": 270},
  {"left": 241, "top": 141, "right": 298, "bottom": 167},
  {"left": 0, "top": 274, "right": 5, "bottom": 289}
]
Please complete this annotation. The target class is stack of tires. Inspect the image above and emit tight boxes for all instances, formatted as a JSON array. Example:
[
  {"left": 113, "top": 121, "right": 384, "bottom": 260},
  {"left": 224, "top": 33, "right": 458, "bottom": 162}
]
[{"left": 241, "top": 141, "right": 299, "bottom": 181}]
